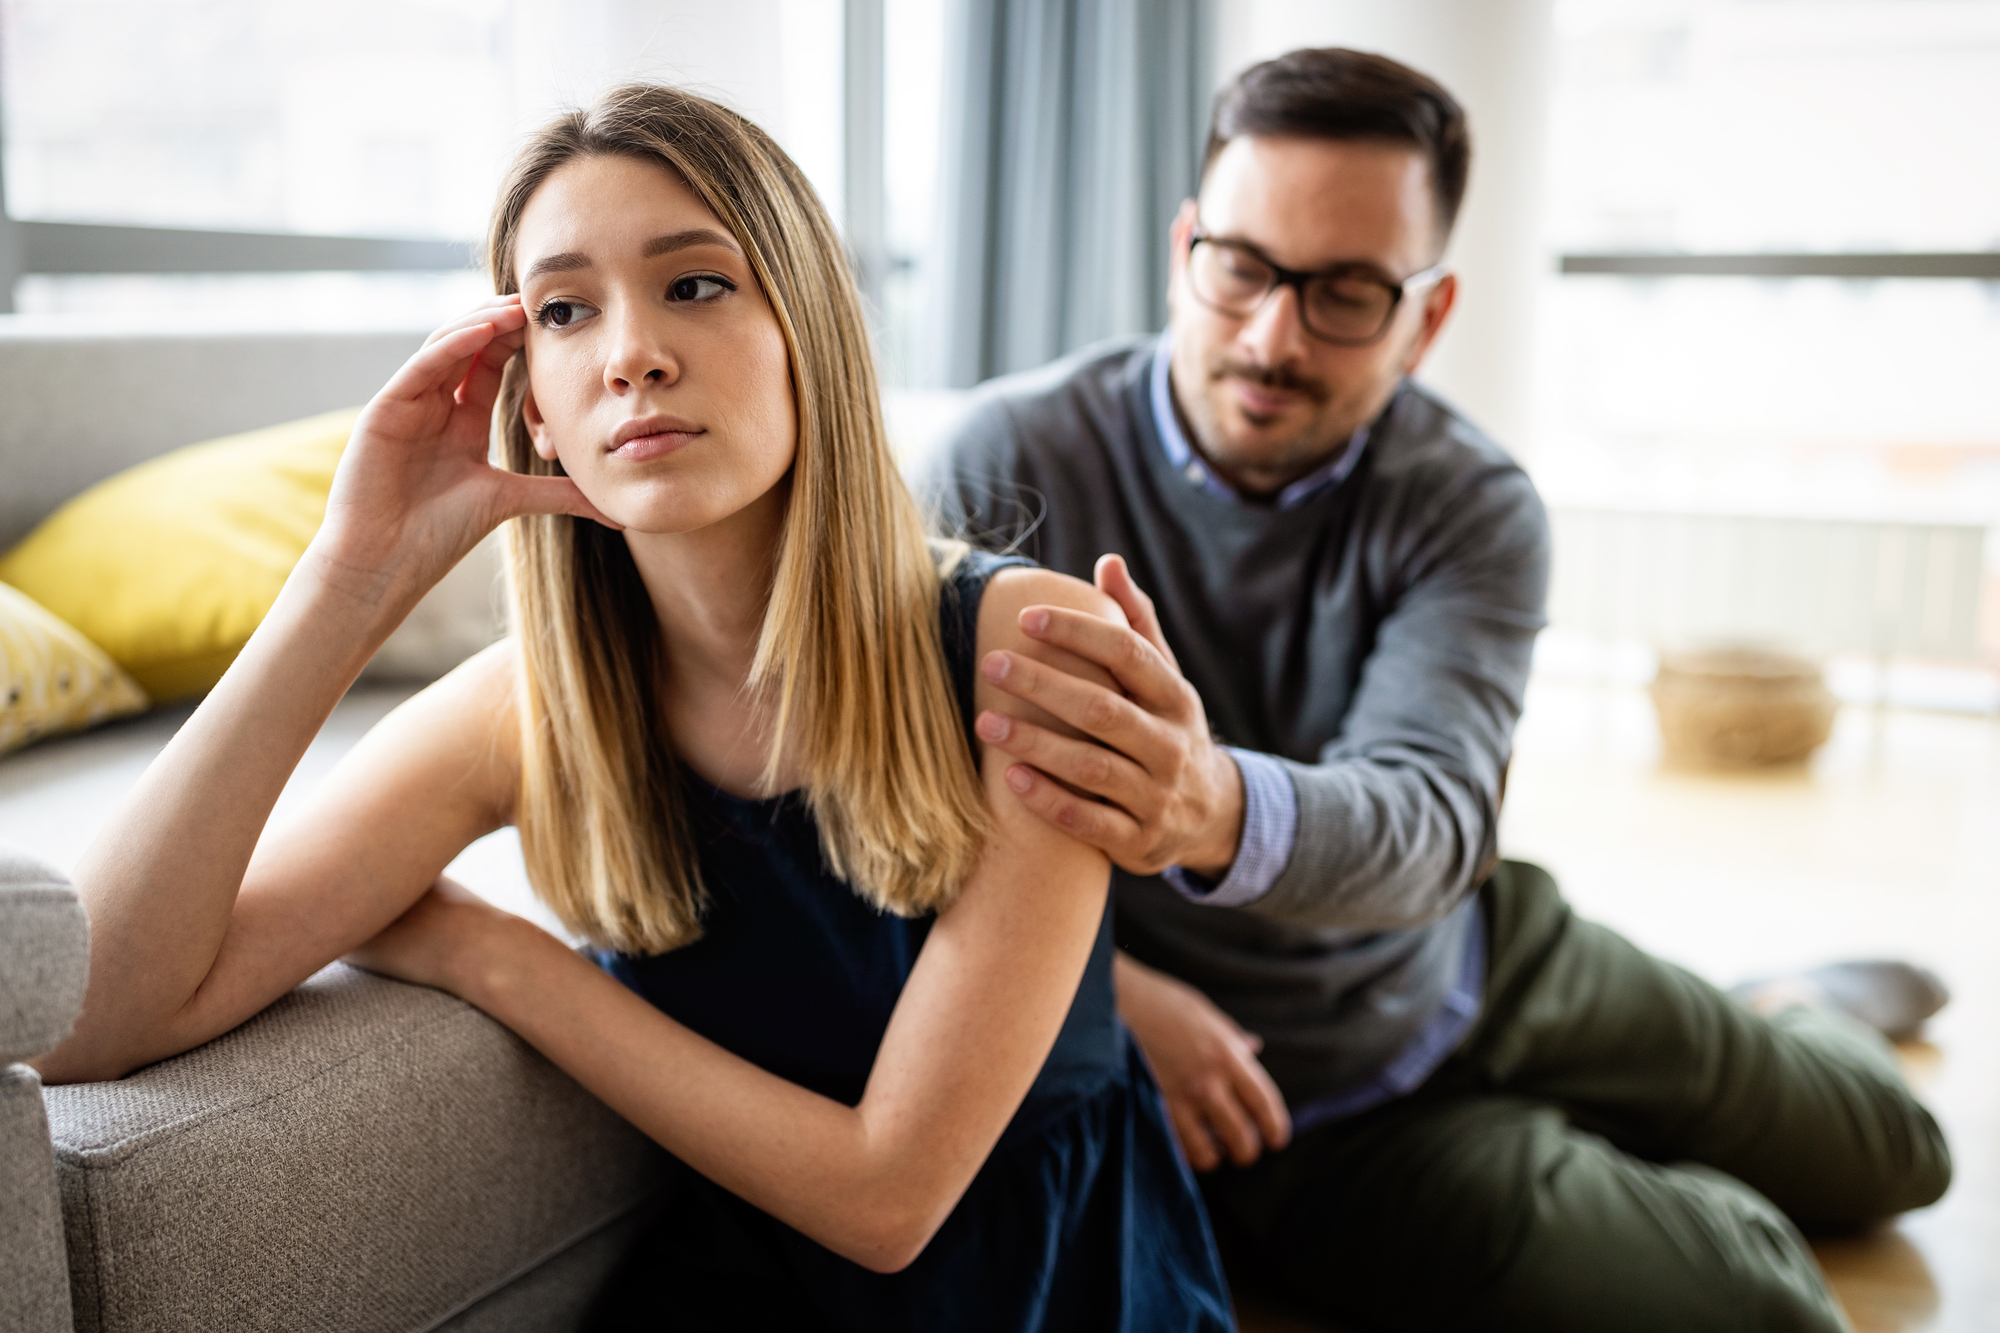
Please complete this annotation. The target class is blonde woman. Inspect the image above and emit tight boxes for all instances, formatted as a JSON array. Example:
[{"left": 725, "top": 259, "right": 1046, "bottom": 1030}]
[{"left": 36, "top": 87, "right": 1233, "bottom": 1330}]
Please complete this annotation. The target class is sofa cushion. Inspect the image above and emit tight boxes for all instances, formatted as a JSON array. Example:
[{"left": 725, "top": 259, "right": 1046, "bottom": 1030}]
[
  {"left": 44, "top": 964, "right": 667, "bottom": 1333},
  {"left": 0, "top": 582, "right": 148, "bottom": 758},
  {"left": 0, "top": 409, "right": 357, "bottom": 701},
  {"left": 0, "top": 842, "right": 90, "bottom": 1064}
]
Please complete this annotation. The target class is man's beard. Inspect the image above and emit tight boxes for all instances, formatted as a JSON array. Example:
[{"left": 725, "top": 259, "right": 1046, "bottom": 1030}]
[
  {"left": 1198, "top": 351, "right": 1354, "bottom": 480},
  {"left": 1210, "top": 352, "right": 1332, "bottom": 407}
]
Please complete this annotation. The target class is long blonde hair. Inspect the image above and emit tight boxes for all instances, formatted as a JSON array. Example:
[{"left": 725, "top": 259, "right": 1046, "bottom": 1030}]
[{"left": 490, "top": 85, "right": 987, "bottom": 953}]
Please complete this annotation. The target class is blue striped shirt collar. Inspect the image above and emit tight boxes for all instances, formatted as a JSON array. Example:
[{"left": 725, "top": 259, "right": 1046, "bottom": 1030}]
[{"left": 1148, "top": 329, "right": 1368, "bottom": 510}]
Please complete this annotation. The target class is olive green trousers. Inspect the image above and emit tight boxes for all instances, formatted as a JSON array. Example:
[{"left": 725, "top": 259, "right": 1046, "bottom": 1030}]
[{"left": 1201, "top": 861, "right": 1951, "bottom": 1333}]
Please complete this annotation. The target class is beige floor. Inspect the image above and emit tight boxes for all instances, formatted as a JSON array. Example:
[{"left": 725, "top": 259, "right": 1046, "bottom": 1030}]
[
  {"left": 1500, "top": 679, "right": 1998, "bottom": 1333},
  {"left": 1241, "top": 678, "right": 1997, "bottom": 1333}
]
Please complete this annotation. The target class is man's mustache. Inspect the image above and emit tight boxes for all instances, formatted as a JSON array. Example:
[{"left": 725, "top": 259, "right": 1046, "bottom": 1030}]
[{"left": 1211, "top": 356, "right": 1331, "bottom": 404}]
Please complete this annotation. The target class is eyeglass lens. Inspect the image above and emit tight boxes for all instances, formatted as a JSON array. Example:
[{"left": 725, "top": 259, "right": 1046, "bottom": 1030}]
[{"left": 1189, "top": 241, "right": 1398, "bottom": 343}]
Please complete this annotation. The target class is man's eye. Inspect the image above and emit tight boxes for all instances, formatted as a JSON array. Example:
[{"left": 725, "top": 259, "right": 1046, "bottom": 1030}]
[
  {"left": 1218, "top": 249, "right": 1266, "bottom": 280},
  {"left": 534, "top": 299, "right": 597, "bottom": 329},
  {"left": 668, "top": 274, "right": 735, "bottom": 302}
]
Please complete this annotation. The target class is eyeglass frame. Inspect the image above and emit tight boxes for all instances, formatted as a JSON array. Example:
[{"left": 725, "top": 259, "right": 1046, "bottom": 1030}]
[{"left": 1185, "top": 225, "right": 1448, "bottom": 347}]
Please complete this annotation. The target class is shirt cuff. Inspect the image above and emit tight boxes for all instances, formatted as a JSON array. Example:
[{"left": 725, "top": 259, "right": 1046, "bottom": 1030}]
[{"left": 1162, "top": 747, "right": 1298, "bottom": 907}]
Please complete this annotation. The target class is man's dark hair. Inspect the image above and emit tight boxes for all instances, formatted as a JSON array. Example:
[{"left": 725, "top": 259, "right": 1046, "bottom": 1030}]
[{"left": 1204, "top": 48, "right": 1472, "bottom": 239}]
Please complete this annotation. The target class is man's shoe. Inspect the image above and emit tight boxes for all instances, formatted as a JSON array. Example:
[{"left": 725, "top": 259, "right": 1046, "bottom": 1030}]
[{"left": 1732, "top": 960, "right": 1950, "bottom": 1041}]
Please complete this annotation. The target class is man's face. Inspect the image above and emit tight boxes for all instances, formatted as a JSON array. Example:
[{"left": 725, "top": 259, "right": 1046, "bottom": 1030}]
[{"left": 1166, "top": 135, "right": 1457, "bottom": 497}]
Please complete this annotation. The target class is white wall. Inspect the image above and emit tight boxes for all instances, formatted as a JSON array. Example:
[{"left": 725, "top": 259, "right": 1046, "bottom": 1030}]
[
  {"left": 504, "top": 0, "right": 845, "bottom": 217},
  {"left": 1213, "top": 0, "right": 1555, "bottom": 459}
]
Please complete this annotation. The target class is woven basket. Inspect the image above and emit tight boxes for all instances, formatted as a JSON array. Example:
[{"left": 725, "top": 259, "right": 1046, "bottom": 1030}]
[{"left": 1649, "top": 647, "right": 1837, "bottom": 768}]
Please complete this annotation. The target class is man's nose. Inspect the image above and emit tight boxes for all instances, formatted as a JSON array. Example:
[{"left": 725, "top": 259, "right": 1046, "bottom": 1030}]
[{"left": 1236, "top": 283, "right": 1313, "bottom": 368}]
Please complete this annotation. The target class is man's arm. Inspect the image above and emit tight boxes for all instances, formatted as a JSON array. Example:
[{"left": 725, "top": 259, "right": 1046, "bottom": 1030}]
[
  {"left": 972, "top": 462, "right": 1549, "bottom": 932},
  {"left": 1258, "top": 464, "right": 1548, "bottom": 928}
]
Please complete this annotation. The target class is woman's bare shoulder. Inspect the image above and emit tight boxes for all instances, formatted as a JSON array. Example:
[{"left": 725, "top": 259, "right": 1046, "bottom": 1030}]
[{"left": 975, "top": 565, "right": 1126, "bottom": 658}]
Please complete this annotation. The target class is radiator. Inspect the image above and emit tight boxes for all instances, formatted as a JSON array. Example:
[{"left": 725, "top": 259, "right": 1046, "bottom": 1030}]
[{"left": 1545, "top": 509, "right": 1993, "bottom": 663}]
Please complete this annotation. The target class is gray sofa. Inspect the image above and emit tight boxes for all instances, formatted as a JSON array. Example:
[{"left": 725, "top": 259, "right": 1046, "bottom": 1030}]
[
  {"left": 0, "top": 323, "right": 677, "bottom": 1333},
  {"left": 1, "top": 846, "right": 667, "bottom": 1333}
]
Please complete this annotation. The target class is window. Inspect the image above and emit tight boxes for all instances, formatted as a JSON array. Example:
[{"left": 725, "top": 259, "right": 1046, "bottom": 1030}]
[
  {"left": 0, "top": 0, "right": 846, "bottom": 328},
  {"left": 1537, "top": 0, "right": 2000, "bottom": 524}
]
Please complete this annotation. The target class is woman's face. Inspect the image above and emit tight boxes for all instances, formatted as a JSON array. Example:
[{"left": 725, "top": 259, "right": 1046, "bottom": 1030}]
[{"left": 515, "top": 153, "right": 797, "bottom": 535}]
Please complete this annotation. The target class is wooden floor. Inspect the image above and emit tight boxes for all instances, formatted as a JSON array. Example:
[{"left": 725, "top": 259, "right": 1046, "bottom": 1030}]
[{"left": 1244, "top": 678, "right": 1998, "bottom": 1332}]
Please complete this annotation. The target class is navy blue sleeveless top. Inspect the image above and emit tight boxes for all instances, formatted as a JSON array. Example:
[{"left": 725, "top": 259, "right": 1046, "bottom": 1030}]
[{"left": 585, "top": 549, "right": 1232, "bottom": 1333}]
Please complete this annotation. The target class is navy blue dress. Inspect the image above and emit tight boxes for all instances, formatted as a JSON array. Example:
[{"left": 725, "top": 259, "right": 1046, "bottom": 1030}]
[{"left": 585, "top": 550, "right": 1233, "bottom": 1333}]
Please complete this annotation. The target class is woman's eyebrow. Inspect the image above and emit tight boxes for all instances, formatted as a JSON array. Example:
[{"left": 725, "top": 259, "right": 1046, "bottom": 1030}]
[
  {"left": 642, "top": 228, "right": 741, "bottom": 259},
  {"left": 522, "top": 229, "right": 741, "bottom": 284},
  {"left": 523, "top": 252, "right": 590, "bottom": 283}
]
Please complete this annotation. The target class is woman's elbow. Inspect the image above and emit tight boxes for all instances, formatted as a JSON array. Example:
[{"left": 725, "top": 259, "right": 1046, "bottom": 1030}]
[
  {"left": 833, "top": 1196, "right": 952, "bottom": 1275},
  {"left": 29, "top": 1035, "right": 136, "bottom": 1086}
]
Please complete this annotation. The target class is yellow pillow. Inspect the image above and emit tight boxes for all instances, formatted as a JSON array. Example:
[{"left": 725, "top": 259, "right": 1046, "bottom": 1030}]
[
  {"left": 0, "top": 408, "right": 360, "bottom": 701},
  {"left": 0, "top": 582, "right": 149, "bottom": 755}
]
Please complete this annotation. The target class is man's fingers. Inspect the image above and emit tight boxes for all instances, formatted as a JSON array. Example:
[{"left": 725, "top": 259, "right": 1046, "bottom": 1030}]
[
  {"left": 1198, "top": 1078, "right": 1266, "bottom": 1167},
  {"left": 1000, "top": 763, "right": 1143, "bottom": 855},
  {"left": 975, "top": 711, "right": 1152, "bottom": 813},
  {"left": 1094, "top": 553, "right": 1181, "bottom": 671},
  {"left": 980, "top": 648, "right": 1177, "bottom": 768},
  {"left": 1168, "top": 1099, "right": 1223, "bottom": 1173},
  {"left": 1015, "top": 606, "right": 1188, "bottom": 717},
  {"left": 1226, "top": 1040, "right": 1293, "bottom": 1151}
]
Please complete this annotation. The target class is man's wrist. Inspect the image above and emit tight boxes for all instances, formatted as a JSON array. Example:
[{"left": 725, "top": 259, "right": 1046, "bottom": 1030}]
[
  {"left": 1164, "top": 748, "right": 1297, "bottom": 908},
  {"left": 1178, "top": 745, "right": 1247, "bottom": 878}
]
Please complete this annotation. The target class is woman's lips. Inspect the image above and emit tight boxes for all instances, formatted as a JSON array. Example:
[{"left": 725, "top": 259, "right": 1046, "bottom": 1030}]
[{"left": 611, "top": 429, "right": 702, "bottom": 461}]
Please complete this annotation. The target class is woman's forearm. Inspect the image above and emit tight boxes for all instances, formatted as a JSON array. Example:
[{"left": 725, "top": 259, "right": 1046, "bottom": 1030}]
[
  {"left": 457, "top": 917, "right": 941, "bottom": 1271},
  {"left": 43, "top": 553, "right": 411, "bottom": 1081}
]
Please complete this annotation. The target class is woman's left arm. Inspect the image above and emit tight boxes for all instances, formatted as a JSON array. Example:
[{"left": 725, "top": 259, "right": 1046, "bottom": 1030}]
[{"left": 349, "top": 567, "right": 1122, "bottom": 1274}]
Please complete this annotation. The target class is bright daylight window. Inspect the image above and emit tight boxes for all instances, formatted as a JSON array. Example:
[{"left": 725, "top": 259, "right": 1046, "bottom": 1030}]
[
  {"left": 0, "top": 0, "right": 520, "bottom": 323},
  {"left": 0, "top": 0, "right": 852, "bottom": 335},
  {"left": 1536, "top": 0, "right": 2000, "bottom": 525}
]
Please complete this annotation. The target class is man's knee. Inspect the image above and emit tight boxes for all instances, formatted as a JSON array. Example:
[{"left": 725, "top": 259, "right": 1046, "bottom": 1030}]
[{"left": 1761, "top": 1007, "right": 1954, "bottom": 1226}]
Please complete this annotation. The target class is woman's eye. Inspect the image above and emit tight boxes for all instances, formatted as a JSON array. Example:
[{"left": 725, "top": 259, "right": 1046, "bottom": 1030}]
[
  {"left": 668, "top": 274, "right": 735, "bottom": 303},
  {"left": 534, "top": 298, "right": 597, "bottom": 329}
]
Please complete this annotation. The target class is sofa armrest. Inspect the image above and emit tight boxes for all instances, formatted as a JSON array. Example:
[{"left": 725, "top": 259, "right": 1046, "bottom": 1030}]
[
  {"left": 0, "top": 843, "right": 90, "bottom": 1066},
  {"left": 1, "top": 843, "right": 89, "bottom": 1333},
  {"left": 44, "top": 963, "right": 668, "bottom": 1333}
]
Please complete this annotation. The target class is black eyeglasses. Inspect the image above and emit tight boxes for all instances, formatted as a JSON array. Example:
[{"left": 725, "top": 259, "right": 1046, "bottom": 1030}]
[{"left": 1186, "top": 226, "right": 1446, "bottom": 346}]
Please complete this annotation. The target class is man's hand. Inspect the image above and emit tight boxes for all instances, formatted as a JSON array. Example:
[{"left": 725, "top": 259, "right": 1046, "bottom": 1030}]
[
  {"left": 974, "top": 554, "right": 1245, "bottom": 877},
  {"left": 1115, "top": 951, "right": 1291, "bottom": 1170}
]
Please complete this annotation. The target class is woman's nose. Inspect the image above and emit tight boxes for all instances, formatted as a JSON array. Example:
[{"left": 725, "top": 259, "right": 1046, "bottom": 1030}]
[{"left": 603, "top": 317, "right": 679, "bottom": 392}]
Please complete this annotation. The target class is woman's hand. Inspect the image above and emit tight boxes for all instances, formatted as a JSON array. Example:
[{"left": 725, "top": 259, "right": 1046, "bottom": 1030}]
[
  {"left": 343, "top": 876, "right": 534, "bottom": 1000},
  {"left": 310, "top": 295, "right": 616, "bottom": 609}
]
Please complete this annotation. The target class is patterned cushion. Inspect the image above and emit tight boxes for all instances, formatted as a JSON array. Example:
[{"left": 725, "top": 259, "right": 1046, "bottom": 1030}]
[{"left": 0, "top": 582, "right": 147, "bottom": 756}]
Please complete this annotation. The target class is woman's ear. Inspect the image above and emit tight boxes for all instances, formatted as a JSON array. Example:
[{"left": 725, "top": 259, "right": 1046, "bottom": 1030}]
[{"left": 522, "top": 386, "right": 560, "bottom": 462}]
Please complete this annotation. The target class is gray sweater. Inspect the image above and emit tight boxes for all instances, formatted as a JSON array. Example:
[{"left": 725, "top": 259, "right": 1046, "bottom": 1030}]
[{"left": 924, "top": 336, "right": 1551, "bottom": 1105}]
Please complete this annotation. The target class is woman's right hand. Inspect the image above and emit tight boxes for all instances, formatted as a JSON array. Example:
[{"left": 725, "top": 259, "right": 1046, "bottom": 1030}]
[{"left": 308, "top": 295, "right": 616, "bottom": 610}]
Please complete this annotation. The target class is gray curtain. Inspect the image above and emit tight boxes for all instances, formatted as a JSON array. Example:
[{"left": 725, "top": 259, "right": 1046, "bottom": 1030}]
[{"left": 922, "top": 0, "right": 1214, "bottom": 387}]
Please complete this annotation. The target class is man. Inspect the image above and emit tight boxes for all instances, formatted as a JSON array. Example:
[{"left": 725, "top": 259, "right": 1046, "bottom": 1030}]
[{"left": 927, "top": 48, "right": 1949, "bottom": 1332}]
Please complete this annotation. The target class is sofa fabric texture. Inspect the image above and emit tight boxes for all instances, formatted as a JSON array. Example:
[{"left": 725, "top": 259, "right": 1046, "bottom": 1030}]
[
  {"left": 0, "top": 842, "right": 90, "bottom": 1064},
  {"left": 1, "top": 843, "right": 85, "bottom": 1333},
  {"left": 44, "top": 963, "right": 668, "bottom": 1333},
  {"left": 2, "top": 1063, "right": 75, "bottom": 1333}
]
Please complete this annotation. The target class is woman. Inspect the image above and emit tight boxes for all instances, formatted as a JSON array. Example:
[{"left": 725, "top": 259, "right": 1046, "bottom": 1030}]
[{"left": 37, "top": 86, "right": 1233, "bottom": 1330}]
